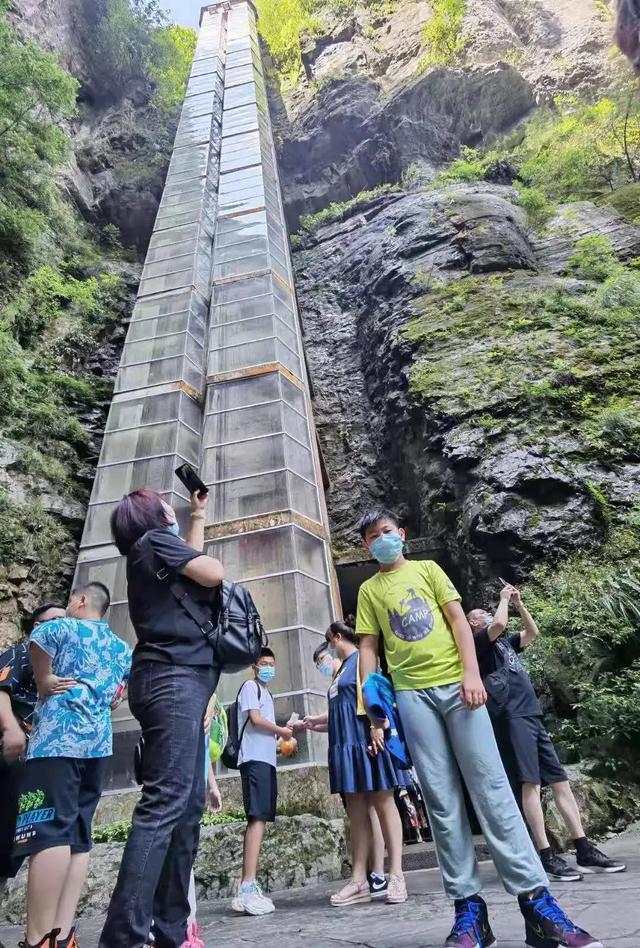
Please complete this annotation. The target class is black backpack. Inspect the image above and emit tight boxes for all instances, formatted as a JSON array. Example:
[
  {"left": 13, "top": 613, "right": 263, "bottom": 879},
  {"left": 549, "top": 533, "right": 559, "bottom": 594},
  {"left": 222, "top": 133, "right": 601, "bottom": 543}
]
[
  {"left": 143, "top": 536, "right": 268, "bottom": 673},
  {"left": 221, "top": 680, "right": 261, "bottom": 770}
]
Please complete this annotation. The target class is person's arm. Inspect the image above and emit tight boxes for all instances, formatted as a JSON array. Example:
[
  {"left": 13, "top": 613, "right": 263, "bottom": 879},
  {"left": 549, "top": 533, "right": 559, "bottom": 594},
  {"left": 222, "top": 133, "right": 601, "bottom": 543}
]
[
  {"left": 511, "top": 588, "right": 539, "bottom": 648},
  {"left": 30, "top": 642, "right": 76, "bottom": 699},
  {"left": 248, "top": 708, "right": 293, "bottom": 740},
  {"left": 207, "top": 762, "right": 222, "bottom": 812},
  {"left": 486, "top": 585, "right": 515, "bottom": 641},
  {"left": 185, "top": 491, "right": 206, "bottom": 552},
  {"left": 301, "top": 712, "right": 328, "bottom": 732},
  {"left": 0, "top": 690, "right": 26, "bottom": 759},
  {"left": 180, "top": 555, "right": 224, "bottom": 588},
  {"left": 442, "top": 601, "right": 487, "bottom": 710}
]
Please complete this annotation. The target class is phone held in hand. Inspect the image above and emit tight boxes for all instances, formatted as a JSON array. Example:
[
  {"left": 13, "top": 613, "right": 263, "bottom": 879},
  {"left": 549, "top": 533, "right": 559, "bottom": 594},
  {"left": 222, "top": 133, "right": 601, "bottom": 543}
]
[{"left": 175, "top": 463, "right": 209, "bottom": 498}]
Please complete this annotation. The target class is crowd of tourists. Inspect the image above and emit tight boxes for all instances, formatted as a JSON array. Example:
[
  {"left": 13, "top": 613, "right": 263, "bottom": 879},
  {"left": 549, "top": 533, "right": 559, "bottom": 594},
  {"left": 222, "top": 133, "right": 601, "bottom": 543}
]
[{"left": 0, "top": 491, "right": 628, "bottom": 948}]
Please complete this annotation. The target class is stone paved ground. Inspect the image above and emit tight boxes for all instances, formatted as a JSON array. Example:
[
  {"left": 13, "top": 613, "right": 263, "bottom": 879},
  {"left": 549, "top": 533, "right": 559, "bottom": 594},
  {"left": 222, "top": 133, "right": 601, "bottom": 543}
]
[{"left": 2, "top": 827, "right": 638, "bottom": 948}]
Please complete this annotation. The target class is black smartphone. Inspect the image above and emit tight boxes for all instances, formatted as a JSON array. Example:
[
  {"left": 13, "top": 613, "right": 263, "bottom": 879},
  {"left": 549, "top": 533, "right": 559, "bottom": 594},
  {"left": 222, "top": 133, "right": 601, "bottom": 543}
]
[{"left": 175, "top": 463, "right": 209, "bottom": 498}]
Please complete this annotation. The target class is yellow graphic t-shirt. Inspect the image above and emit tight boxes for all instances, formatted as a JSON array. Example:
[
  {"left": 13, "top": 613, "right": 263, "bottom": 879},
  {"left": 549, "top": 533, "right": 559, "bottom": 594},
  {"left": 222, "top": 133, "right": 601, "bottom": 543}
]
[{"left": 356, "top": 560, "right": 463, "bottom": 691}]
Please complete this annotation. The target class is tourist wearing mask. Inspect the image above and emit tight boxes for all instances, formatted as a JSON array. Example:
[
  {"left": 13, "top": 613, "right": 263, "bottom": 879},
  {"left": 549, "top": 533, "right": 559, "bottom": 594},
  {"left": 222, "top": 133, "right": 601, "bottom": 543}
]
[
  {"left": 356, "top": 506, "right": 604, "bottom": 948},
  {"left": 304, "top": 640, "right": 389, "bottom": 899},
  {"left": 231, "top": 647, "right": 293, "bottom": 916},
  {"left": 469, "top": 585, "right": 626, "bottom": 882},
  {"left": 99, "top": 488, "right": 224, "bottom": 948},
  {"left": 307, "top": 622, "right": 407, "bottom": 907},
  {"left": 0, "top": 603, "right": 65, "bottom": 890}
]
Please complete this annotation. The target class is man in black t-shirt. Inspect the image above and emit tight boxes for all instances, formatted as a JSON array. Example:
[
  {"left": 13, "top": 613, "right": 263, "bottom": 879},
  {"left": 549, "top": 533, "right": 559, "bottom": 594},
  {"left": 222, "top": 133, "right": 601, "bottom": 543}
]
[{"left": 469, "top": 585, "right": 626, "bottom": 882}]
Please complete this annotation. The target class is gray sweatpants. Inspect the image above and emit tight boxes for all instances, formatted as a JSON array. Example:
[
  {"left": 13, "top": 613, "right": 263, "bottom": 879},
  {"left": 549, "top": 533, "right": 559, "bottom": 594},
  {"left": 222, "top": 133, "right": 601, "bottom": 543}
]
[{"left": 396, "top": 683, "right": 548, "bottom": 900}]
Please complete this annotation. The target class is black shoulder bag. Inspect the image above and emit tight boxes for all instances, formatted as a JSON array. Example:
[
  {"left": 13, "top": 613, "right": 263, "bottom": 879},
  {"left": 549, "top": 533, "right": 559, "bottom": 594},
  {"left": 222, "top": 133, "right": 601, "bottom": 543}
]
[{"left": 144, "top": 538, "right": 267, "bottom": 673}]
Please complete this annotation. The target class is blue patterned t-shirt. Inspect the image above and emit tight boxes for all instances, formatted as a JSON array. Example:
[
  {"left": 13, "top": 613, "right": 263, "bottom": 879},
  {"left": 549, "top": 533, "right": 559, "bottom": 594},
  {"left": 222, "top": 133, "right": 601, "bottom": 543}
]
[{"left": 27, "top": 618, "right": 132, "bottom": 760}]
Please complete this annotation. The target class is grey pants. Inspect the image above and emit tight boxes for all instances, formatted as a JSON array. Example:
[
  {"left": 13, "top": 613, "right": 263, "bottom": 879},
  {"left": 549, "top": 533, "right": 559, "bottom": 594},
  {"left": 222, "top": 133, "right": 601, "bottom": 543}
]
[{"left": 396, "top": 683, "right": 548, "bottom": 900}]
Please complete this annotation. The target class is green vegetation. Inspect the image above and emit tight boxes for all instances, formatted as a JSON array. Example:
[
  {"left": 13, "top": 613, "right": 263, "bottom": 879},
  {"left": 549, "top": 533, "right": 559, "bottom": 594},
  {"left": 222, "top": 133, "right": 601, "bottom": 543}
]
[
  {"left": 255, "top": 0, "right": 322, "bottom": 85},
  {"left": 90, "top": 0, "right": 196, "bottom": 113},
  {"left": 420, "top": 0, "right": 467, "bottom": 70},
  {"left": 522, "top": 523, "right": 640, "bottom": 775},
  {"left": 434, "top": 92, "right": 640, "bottom": 222},
  {"left": 566, "top": 234, "right": 622, "bottom": 281},
  {"left": 404, "top": 266, "right": 640, "bottom": 464},
  {"left": 299, "top": 184, "right": 394, "bottom": 233},
  {"left": 93, "top": 811, "right": 245, "bottom": 843}
]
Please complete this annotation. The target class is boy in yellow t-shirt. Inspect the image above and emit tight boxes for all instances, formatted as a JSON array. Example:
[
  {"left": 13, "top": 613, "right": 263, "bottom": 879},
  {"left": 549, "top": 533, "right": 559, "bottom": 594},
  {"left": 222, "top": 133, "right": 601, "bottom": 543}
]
[{"left": 356, "top": 508, "right": 603, "bottom": 948}]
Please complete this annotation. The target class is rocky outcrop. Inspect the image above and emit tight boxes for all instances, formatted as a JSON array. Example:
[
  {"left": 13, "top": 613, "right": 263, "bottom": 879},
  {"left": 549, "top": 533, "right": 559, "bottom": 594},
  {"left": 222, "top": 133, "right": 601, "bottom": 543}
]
[
  {"left": 293, "top": 182, "right": 640, "bottom": 596},
  {"left": 1, "top": 817, "right": 348, "bottom": 923}
]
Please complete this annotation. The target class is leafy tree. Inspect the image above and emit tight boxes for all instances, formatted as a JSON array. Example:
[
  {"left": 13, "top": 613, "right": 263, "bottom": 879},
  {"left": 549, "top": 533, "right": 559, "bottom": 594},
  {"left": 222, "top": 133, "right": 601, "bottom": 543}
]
[
  {"left": 420, "top": 0, "right": 467, "bottom": 69},
  {"left": 0, "top": 2, "right": 78, "bottom": 274},
  {"left": 149, "top": 25, "right": 197, "bottom": 115},
  {"left": 255, "top": 0, "right": 321, "bottom": 85},
  {"left": 90, "top": 0, "right": 166, "bottom": 96}
]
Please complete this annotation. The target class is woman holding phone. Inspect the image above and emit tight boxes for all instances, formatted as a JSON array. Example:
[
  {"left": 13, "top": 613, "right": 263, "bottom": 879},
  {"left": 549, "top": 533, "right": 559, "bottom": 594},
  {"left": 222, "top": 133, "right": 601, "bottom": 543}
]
[{"left": 99, "top": 487, "right": 224, "bottom": 948}]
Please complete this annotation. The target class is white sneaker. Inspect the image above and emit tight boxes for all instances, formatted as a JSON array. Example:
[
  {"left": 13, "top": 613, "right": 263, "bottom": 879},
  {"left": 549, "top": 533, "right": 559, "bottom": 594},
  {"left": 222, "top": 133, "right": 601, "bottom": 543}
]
[{"left": 231, "top": 881, "right": 275, "bottom": 916}]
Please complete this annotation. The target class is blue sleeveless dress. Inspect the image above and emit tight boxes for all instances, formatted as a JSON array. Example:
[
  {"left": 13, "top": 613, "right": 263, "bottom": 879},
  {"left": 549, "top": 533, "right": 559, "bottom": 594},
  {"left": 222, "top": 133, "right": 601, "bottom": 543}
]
[{"left": 328, "top": 651, "right": 408, "bottom": 794}]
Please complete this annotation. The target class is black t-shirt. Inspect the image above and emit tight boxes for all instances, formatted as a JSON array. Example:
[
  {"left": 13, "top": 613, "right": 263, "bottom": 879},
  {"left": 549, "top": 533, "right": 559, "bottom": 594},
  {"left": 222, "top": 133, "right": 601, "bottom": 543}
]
[
  {"left": 127, "top": 529, "right": 219, "bottom": 667},
  {"left": 474, "top": 628, "right": 542, "bottom": 718}
]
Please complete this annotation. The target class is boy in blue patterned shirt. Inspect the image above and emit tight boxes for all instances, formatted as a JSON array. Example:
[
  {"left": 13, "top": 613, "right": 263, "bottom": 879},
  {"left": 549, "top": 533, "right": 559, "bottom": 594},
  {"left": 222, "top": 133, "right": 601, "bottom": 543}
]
[{"left": 16, "top": 582, "right": 132, "bottom": 948}]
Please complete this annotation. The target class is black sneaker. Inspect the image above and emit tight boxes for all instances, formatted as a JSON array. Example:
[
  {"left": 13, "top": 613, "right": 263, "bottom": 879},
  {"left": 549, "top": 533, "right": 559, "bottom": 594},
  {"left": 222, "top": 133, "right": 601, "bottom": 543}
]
[
  {"left": 445, "top": 895, "right": 497, "bottom": 947},
  {"left": 18, "top": 931, "right": 60, "bottom": 948},
  {"left": 540, "top": 850, "right": 583, "bottom": 882},
  {"left": 576, "top": 842, "right": 627, "bottom": 874},
  {"left": 519, "top": 887, "right": 603, "bottom": 948},
  {"left": 367, "top": 871, "right": 388, "bottom": 898}
]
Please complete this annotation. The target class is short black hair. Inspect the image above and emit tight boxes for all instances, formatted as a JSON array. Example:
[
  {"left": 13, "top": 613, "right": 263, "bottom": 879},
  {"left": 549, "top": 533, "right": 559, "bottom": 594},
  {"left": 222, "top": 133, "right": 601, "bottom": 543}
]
[
  {"left": 72, "top": 581, "right": 111, "bottom": 617},
  {"left": 312, "top": 641, "right": 328, "bottom": 664},
  {"left": 28, "top": 602, "right": 65, "bottom": 634},
  {"left": 358, "top": 508, "right": 400, "bottom": 539},
  {"left": 259, "top": 646, "right": 275, "bottom": 660},
  {"left": 326, "top": 621, "right": 358, "bottom": 645}
]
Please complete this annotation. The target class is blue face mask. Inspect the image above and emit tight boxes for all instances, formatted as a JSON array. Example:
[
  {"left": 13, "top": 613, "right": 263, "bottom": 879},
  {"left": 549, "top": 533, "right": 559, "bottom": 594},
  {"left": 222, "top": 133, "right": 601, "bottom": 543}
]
[
  {"left": 167, "top": 521, "right": 180, "bottom": 536},
  {"left": 257, "top": 665, "right": 275, "bottom": 683},
  {"left": 318, "top": 658, "right": 334, "bottom": 677},
  {"left": 370, "top": 532, "right": 403, "bottom": 564}
]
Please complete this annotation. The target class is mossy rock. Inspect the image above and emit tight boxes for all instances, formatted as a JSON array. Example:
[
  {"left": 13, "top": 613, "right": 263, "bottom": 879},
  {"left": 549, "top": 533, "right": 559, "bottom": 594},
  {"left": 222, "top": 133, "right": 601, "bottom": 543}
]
[
  {"left": 542, "top": 767, "right": 640, "bottom": 851},
  {"left": 599, "top": 183, "right": 640, "bottom": 225}
]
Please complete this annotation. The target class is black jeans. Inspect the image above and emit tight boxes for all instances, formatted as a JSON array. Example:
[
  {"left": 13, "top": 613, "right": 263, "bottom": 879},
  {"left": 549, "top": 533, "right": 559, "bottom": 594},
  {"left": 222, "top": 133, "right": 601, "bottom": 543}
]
[{"left": 99, "top": 661, "right": 217, "bottom": 948}]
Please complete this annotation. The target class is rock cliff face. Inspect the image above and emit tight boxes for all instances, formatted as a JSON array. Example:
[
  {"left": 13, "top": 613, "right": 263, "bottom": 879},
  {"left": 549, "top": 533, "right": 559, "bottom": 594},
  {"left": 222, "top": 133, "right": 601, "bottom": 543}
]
[{"left": 273, "top": 0, "right": 640, "bottom": 599}]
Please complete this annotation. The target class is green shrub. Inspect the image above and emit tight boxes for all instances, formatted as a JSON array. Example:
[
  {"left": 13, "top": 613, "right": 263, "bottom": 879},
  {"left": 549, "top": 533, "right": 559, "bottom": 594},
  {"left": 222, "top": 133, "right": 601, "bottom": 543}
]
[
  {"left": 93, "top": 810, "right": 245, "bottom": 843},
  {"left": 299, "top": 184, "right": 393, "bottom": 233},
  {"left": 566, "top": 235, "right": 621, "bottom": 281},
  {"left": 148, "top": 24, "right": 197, "bottom": 116},
  {"left": 255, "top": 0, "right": 321, "bottom": 86},
  {"left": 515, "top": 185, "right": 554, "bottom": 226},
  {"left": 420, "top": 0, "right": 467, "bottom": 69}
]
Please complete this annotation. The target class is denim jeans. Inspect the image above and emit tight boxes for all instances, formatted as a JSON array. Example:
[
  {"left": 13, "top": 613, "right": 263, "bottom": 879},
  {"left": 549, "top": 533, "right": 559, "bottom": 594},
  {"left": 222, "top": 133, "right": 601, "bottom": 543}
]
[
  {"left": 396, "top": 683, "right": 548, "bottom": 900},
  {"left": 99, "top": 660, "right": 217, "bottom": 948}
]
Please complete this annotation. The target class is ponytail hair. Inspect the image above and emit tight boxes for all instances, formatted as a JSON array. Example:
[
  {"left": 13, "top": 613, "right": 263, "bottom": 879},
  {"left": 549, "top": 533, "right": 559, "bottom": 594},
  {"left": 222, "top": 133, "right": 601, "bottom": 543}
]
[{"left": 327, "top": 620, "right": 359, "bottom": 645}]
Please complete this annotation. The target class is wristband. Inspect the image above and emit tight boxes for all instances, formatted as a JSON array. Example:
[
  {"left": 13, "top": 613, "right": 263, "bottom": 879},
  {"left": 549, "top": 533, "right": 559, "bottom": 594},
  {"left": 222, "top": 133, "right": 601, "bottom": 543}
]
[{"left": 190, "top": 513, "right": 205, "bottom": 520}]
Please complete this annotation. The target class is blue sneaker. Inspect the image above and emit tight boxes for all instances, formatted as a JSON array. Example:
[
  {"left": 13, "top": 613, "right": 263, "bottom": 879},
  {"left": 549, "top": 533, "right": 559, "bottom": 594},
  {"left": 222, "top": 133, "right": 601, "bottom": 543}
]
[
  {"left": 444, "top": 895, "right": 497, "bottom": 947},
  {"left": 519, "top": 887, "right": 603, "bottom": 948}
]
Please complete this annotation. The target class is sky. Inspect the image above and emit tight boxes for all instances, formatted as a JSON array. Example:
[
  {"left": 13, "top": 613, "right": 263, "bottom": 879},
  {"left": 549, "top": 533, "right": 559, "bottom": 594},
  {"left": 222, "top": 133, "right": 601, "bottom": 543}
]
[{"left": 162, "top": 0, "right": 203, "bottom": 28}]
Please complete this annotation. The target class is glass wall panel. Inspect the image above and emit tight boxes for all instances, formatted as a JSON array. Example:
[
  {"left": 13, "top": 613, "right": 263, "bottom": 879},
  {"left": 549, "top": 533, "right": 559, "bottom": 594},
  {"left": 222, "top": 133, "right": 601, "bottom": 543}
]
[
  {"left": 297, "top": 574, "right": 333, "bottom": 633},
  {"left": 225, "top": 64, "right": 261, "bottom": 88},
  {"left": 148, "top": 223, "right": 201, "bottom": 251},
  {"left": 294, "top": 527, "right": 329, "bottom": 580},
  {"left": 206, "top": 526, "right": 296, "bottom": 580},
  {"left": 108, "top": 602, "right": 136, "bottom": 648},
  {"left": 205, "top": 372, "right": 280, "bottom": 413},
  {"left": 145, "top": 237, "right": 202, "bottom": 264},
  {"left": 115, "top": 355, "right": 202, "bottom": 393},
  {"left": 211, "top": 294, "right": 278, "bottom": 324},
  {"left": 212, "top": 254, "right": 270, "bottom": 280},
  {"left": 74, "top": 555, "right": 129, "bottom": 606},
  {"left": 92, "top": 457, "right": 187, "bottom": 502},
  {"left": 203, "top": 433, "right": 285, "bottom": 482},
  {"left": 82, "top": 500, "right": 119, "bottom": 547},
  {"left": 206, "top": 471, "right": 289, "bottom": 523},
  {"left": 127, "top": 312, "right": 205, "bottom": 346},
  {"left": 207, "top": 337, "right": 277, "bottom": 374},
  {"left": 176, "top": 423, "right": 200, "bottom": 462},
  {"left": 99, "top": 422, "right": 180, "bottom": 464},
  {"left": 121, "top": 334, "right": 189, "bottom": 366},
  {"left": 203, "top": 400, "right": 283, "bottom": 446},
  {"left": 285, "top": 437, "right": 315, "bottom": 481},
  {"left": 277, "top": 341, "right": 302, "bottom": 379},
  {"left": 287, "top": 471, "right": 321, "bottom": 523},
  {"left": 242, "top": 573, "right": 299, "bottom": 630},
  {"left": 280, "top": 375, "right": 306, "bottom": 414},
  {"left": 273, "top": 319, "right": 299, "bottom": 354},
  {"left": 209, "top": 314, "right": 275, "bottom": 349},
  {"left": 106, "top": 391, "right": 182, "bottom": 432},
  {"left": 212, "top": 238, "right": 269, "bottom": 264},
  {"left": 138, "top": 269, "right": 205, "bottom": 299},
  {"left": 282, "top": 402, "right": 309, "bottom": 445},
  {"left": 178, "top": 392, "right": 203, "bottom": 432}
]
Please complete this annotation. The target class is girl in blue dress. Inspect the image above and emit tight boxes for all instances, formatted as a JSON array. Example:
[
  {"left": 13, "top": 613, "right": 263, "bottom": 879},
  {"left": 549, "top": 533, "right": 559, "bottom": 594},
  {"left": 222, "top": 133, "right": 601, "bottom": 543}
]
[{"left": 308, "top": 622, "right": 408, "bottom": 907}]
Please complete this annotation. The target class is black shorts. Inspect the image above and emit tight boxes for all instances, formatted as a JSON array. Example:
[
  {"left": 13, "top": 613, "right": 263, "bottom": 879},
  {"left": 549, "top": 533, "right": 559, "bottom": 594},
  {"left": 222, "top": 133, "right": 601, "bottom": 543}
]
[
  {"left": 0, "top": 756, "right": 26, "bottom": 878},
  {"left": 498, "top": 715, "right": 567, "bottom": 787},
  {"left": 240, "top": 760, "right": 277, "bottom": 822},
  {"left": 14, "top": 756, "right": 107, "bottom": 857}
]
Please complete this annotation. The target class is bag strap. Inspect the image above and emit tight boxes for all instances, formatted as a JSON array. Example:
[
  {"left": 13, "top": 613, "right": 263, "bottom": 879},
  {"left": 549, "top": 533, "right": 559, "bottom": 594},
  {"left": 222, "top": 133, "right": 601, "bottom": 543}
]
[
  {"left": 236, "top": 680, "right": 261, "bottom": 749},
  {"left": 143, "top": 537, "right": 220, "bottom": 645}
]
